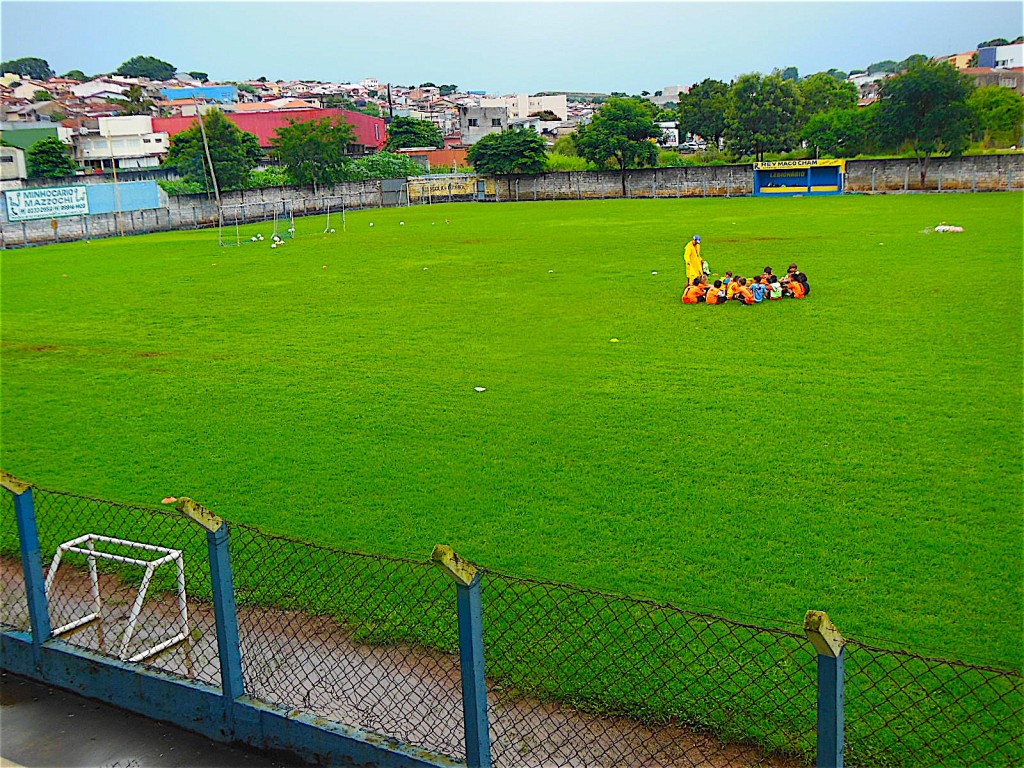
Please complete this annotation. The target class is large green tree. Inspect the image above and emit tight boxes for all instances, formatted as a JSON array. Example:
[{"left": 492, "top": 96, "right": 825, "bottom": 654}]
[
  {"left": 270, "top": 116, "right": 355, "bottom": 192},
  {"left": 61, "top": 69, "right": 89, "bottom": 81},
  {"left": 677, "top": 78, "right": 729, "bottom": 147},
  {"left": 574, "top": 97, "right": 660, "bottom": 194},
  {"left": 344, "top": 151, "right": 427, "bottom": 180},
  {"left": 1, "top": 57, "right": 54, "bottom": 80},
  {"left": 115, "top": 55, "right": 176, "bottom": 81},
  {"left": 163, "top": 110, "right": 262, "bottom": 191},
  {"left": 26, "top": 136, "right": 78, "bottom": 178},
  {"left": 876, "top": 61, "right": 975, "bottom": 187},
  {"left": 799, "top": 72, "right": 858, "bottom": 119},
  {"left": 968, "top": 85, "right": 1024, "bottom": 147},
  {"left": 775, "top": 66, "right": 800, "bottom": 82},
  {"left": 109, "top": 84, "right": 155, "bottom": 115},
  {"left": 725, "top": 73, "right": 803, "bottom": 160},
  {"left": 385, "top": 117, "right": 444, "bottom": 150},
  {"left": 867, "top": 60, "right": 898, "bottom": 74},
  {"left": 801, "top": 106, "right": 876, "bottom": 158},
  {"left": 467, "top": 127, "right": 547, "bottom": 176}
]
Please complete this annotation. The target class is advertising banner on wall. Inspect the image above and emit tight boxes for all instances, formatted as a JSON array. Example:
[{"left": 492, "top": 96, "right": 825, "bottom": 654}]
[{"left": 4, "top": 186, "right": 90, "bottom": 221}]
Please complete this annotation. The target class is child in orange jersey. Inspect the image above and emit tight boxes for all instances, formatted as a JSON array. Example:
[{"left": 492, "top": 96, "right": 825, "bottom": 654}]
[
  {"left": 682, "top": 277, "right": 705, "bottom": 304},
  {"left": 733, "top": 277, "right": 756, "bottom": 305},
  {"left": 705, "top": 279, "right": 726, "bottom": 304},
  {"left": 785, "top": 276, "right": 806, "bottom": 299}
]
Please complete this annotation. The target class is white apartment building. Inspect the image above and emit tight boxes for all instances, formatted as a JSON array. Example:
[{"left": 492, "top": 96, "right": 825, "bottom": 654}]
[
  {"left": 979, "top": 42, "right": 1024, "bottom": 69},
  {"left": 651, "top": 85, "right": 685, "bottom": 107},
  {"left": 480, "top": 93, "right": 568, "bottom": 122},
  {"left": 74, "top": 115, "right": 169, "bottom": 171}
]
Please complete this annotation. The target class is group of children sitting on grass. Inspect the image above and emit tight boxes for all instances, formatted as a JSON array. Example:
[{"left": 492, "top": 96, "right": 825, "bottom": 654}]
[{"left": 683, "top": 263, "right": 811, "bottom": 305}]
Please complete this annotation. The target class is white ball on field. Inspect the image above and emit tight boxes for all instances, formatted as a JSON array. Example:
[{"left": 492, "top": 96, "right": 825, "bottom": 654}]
[
  {"left": 271, "top": 243, "right": 277, "bottom": 249},
  {"left": 400, "top": 221, "right": 405, "bottom": 225},
  {"left": 330, "top": 228, "right": 336, "bottom": 233},
  {"left": 369, "top": 222, "right": 374, "bottom": 227}
]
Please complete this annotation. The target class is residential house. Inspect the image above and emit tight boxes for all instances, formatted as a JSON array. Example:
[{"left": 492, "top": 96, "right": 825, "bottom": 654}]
[
  {"left": 408, "top": 98, "right": 460, "bottom": 137},
  {"left": 650, "top": 85, "right": 685, "bottom": 108},
  {"left": 0, "top": 145, "right": 27, "bottom": 180},
  {"left": 0, "top": 121, "right": 73, "bottom": 150},
  {"left": 458, "top": 105, "right": 509, "bottom": 145},
  {"left": 480, "top": 93, "right": 568, "bottom": 121},
  {"left": 69, "top": 77, "right": 138, "bottom": 100},
  {"left": 656, "top": 121, "right": 679, "bottom": 148},
  {"left": 961, "top": 67, "right": 1024, "bottom": 96},
  {"left": 508, "top": 115, "right": 561, "bottom": 146},
  {"left": 978, "top": 42, "right": 1024, "bottom": 69},
  {"left": 936, "top": 51, "right": 977, "bottom": 70},
  {"left": 394, "top": 147, "right": 469, "bottom": 171},
  {"left": 8, "top": 79, "right": 54, "bottom": 100},
  {"left": 4, "top": 100, "right": 68, "bottom": 122},
  {"left": 72, "top": 115, "right": 171, "bottom": 171}
]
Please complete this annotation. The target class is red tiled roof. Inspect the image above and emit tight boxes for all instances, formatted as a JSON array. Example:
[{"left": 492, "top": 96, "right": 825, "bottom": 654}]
[{"left": 153, "top": 108, "right": 386, "bottom": 149}]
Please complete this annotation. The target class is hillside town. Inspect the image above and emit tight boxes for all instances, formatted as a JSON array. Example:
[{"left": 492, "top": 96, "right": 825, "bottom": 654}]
[{"left": 1, "top": 39, "right": 1022, "bottom": 182}]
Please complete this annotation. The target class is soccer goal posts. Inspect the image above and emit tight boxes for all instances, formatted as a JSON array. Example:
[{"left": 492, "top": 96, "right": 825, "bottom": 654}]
[{"left": 218, "top": 200, "right": 295, "bottom": 247}]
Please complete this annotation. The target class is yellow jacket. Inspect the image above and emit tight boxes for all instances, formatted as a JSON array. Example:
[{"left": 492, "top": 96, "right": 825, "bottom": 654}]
[{"left": 683, "top": 241, "right": 703, "bottom": 280}]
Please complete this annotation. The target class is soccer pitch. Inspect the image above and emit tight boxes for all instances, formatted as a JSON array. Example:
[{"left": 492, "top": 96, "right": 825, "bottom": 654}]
[{"left": 2, "top": 193, "right": 1021, "bottom": 667}]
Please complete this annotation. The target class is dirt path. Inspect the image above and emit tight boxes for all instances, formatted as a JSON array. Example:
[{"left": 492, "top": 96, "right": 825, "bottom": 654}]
[{"left": 1, "top": 557, "right": 798, "bottom": 767}]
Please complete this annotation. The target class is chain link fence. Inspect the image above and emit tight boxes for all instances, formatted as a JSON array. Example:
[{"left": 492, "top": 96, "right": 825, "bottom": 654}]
[
  {"left": 3, "top": 483, "right": 1022, "bottom": 767},
  {"left": 0, "top": 491, "right": 28, "bottom": 631},
  {"left": 227, "top": 522, "right": 465, "bottom": 759},
  {"left": 480, "top": 572, "right": 813, "bottom": 767},
  {"left": 843, "top": 640, "right": 1023, "bottom": 767}
]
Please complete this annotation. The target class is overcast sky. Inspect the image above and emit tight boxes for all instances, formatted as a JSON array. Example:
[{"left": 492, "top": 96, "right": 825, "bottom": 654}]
[{"left": 2, "top": 1, "right": 1021, "bottom": 94}]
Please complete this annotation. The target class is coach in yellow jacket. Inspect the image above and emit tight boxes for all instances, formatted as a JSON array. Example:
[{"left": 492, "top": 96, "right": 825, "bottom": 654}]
[{"left": 683, "top": 235, "right": 703, "bottom": 284}]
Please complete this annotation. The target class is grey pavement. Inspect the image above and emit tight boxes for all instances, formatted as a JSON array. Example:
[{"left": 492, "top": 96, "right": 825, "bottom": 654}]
[{"left": 0, "top": 671, "right": 295, "bottom": 768}]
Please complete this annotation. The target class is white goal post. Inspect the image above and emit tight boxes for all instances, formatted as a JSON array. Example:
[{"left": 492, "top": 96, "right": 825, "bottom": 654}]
[
  {"left": 218, "top": 200, "right": 295, "bottom": 247},
  {"left": 44, "top": 533, "right": 189, "bottom": 663}
]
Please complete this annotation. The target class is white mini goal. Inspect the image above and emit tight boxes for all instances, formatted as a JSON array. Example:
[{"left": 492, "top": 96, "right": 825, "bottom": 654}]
[{"left": 44, "top": 533, "right": 189, "bottom": 663}]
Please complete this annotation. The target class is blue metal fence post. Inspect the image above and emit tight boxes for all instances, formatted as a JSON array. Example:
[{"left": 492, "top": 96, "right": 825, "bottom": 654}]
[
  {"left": 178, "top": 498, "right": 245, "bottom": 732},
  {"left": 432, "top": 545, "right": 492, "bottom": 768},
  {"left": 3, "top": 472, "right": 52, "bottom": 670},
  {"left": 805, "top": 610, "right": 846, "bottom": 768}
]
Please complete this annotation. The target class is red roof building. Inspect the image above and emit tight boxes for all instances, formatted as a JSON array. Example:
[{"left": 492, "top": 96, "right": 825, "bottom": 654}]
[{"left": 153, "top": 108, "right": 387, "bottom": 152}]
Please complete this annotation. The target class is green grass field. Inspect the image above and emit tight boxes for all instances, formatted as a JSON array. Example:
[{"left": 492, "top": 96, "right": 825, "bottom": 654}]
[{"left": 2, "top": 193, "right": 1021, "bottom": 670}]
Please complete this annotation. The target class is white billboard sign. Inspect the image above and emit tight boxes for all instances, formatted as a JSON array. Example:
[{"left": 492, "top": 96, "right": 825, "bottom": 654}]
[{"left": 5, "top": 186, "right": 89, "bottom": 221}]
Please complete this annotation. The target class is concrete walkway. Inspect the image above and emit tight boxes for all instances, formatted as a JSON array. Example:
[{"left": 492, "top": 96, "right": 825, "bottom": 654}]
[{"left": 0, "top": 671, "right": 292, "bottom": 767}]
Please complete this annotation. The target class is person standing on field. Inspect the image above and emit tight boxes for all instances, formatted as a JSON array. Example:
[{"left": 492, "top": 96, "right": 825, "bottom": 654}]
[{"left": 683, "top": 235, "right": 704, "bottom": 285}]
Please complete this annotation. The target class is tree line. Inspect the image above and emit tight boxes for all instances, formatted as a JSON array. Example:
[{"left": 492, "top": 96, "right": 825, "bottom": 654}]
[
  {"left": 675, "top": 61, "right": 1021, "bottom": 185},
  {"left": 466, "top": 61, "right": 1020, "bottom": 190}
]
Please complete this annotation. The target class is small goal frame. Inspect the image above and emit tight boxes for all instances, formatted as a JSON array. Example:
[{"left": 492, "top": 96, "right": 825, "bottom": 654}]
[{"left": 44, "top": 533, "right": 189, "bottom": 663}]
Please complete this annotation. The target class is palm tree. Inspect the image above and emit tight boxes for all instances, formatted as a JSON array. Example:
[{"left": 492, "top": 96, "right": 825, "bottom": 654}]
[{"left": 109, "top": 84, "right": 155, "bottom": 116}]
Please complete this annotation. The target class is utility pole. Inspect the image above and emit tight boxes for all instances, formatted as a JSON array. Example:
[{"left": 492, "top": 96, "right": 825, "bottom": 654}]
[
  {"left": 106, "top": 127, "right": 126, "bottom": 237},
  {"left": 194, "top": 96, "right": 221, "bottom": 210}
]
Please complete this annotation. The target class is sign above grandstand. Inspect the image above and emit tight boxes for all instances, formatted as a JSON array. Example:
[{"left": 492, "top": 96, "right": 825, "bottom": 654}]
[
  {"left": 753, "top": 159, "right": 846, "bottom": 170},
  {"left": 4, "top": 186, "right": 89, "bottom": 221}
]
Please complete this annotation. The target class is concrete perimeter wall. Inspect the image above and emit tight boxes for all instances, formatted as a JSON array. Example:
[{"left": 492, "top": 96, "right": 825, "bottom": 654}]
[{"left": 2, "top": 154, "right": 1021, "bottom": 248}]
